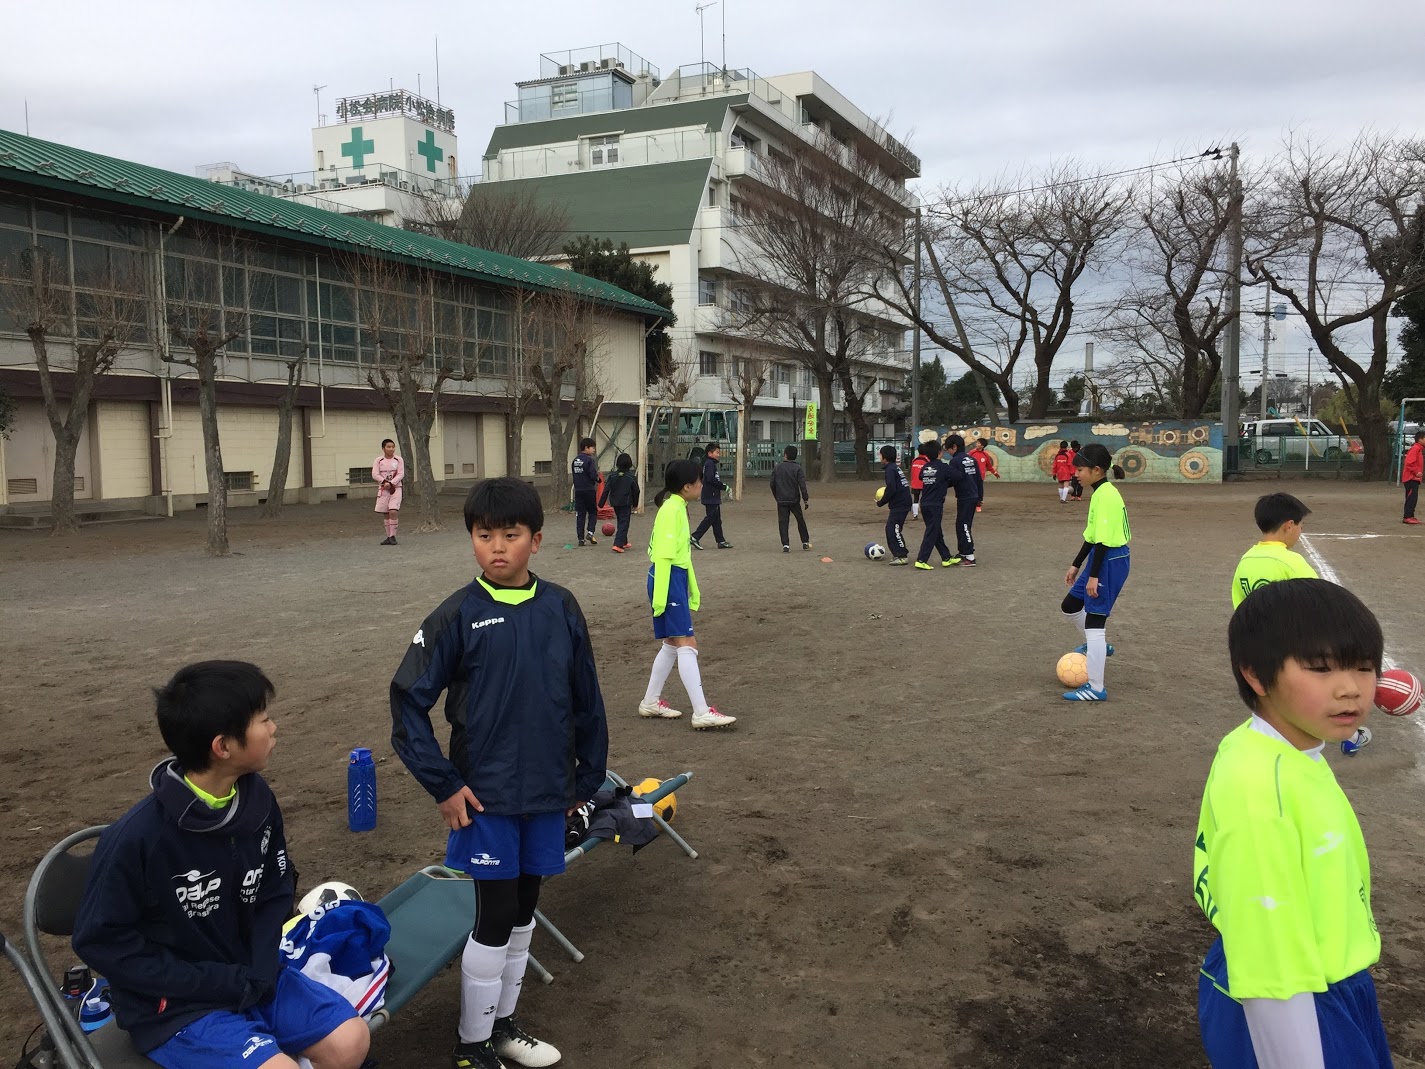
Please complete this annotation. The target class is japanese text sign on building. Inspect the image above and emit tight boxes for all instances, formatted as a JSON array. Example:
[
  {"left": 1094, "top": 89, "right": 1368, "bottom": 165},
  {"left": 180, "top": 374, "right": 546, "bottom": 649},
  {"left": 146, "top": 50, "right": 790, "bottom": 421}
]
[{"left": 336, "top": 90, "right": 456, "bottom": 134}]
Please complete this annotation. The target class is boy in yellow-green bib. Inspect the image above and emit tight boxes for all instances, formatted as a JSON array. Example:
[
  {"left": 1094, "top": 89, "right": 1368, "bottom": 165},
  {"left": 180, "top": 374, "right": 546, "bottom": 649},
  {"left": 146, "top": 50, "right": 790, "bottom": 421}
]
[
  {"left": 639, "top": 459, "right": 736, "bottom": 730},
  {"left": 1196, "top": 578, "right": 1390, "bottom": 1069}
]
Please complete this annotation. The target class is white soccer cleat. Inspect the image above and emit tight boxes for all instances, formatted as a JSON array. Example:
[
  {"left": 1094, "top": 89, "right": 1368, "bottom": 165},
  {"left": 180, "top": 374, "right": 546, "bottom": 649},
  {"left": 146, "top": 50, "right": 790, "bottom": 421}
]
[
  {"left": 638, "top": 698, "right": 684, "bottom": 719},
  {"left": 1341, "top": 726, "right": 1373, "bottom": 755},
  {"left": 491, "top": 1016, "right": 561, "bottom": 1067},
  {"left": 692, "top": 707, "right": 737, "bottom": 730}
]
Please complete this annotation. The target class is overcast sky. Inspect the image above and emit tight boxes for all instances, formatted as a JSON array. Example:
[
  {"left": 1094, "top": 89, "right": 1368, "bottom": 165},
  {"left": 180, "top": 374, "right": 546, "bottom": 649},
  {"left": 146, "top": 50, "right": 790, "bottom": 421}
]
[{"left": 4, "top": 0, "right": 1422, "bottom": 383}]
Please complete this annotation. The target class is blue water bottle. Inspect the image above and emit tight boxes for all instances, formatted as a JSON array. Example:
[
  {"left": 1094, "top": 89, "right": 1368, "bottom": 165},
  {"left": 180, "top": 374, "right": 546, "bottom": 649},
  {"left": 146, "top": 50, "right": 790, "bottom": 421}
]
[
  {"left": 347, "top": 748, "right": 377, "bottom": 832},
  {"left": 79, "top": 980, "right": 113, "bottom": 1032}
]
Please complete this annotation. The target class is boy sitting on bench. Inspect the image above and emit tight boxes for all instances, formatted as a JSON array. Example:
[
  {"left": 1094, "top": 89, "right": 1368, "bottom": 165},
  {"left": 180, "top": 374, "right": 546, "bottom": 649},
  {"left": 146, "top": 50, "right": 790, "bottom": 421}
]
[{"left": 71, "top": 661, "right": 369, "bottom": 1069}]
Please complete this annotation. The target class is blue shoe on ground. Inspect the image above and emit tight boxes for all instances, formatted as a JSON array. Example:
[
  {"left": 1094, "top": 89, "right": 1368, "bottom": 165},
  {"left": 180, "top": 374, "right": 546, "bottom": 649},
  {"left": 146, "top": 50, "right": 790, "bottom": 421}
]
[
  {"left": 1062, "top": 685, "right": 1108, "bottom": 702},
  {"left": 1073, "top": 643, "right": 1114, "bottom": 657},
  {"left": 1341, "top": 726, "right": 1372, "bottom": 755}
]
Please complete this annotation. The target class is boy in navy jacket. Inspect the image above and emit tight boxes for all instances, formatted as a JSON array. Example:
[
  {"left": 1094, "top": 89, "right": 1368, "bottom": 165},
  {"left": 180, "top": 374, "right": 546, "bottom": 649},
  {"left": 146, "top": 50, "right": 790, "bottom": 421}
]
[
  {"left": 914, "top": 441, "right": 956, "bottom": 569},
  {"left": 72, "top": 661, "right": 368, "bottom": 1069},
  {"left": 876, "top": 445, "right": 912, "bottom": 564},
  {"left": 571, "top": 437, "right": 599, "bottom": 546},
  {"left": 690, "top": 442, "right": 733, "bottom": 549},
  {"left": 598, "top": 452, "right": 640, "bottom": 553},
  {"left": 944, "top": 433, "right": 983, "bottom": 567},
  {"left": 391, "top": 477, "right": 609, "bottom": 1069}
]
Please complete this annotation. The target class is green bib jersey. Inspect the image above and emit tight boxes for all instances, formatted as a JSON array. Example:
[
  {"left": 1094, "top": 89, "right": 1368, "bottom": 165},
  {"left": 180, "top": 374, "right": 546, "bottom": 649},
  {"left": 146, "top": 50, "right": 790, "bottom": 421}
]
[
  {"left": 1194, "top": 721, "right": 1380, "bottom": 1000},
  {"left": 648, "top": 495, "right": 700, "bottom": 613},
  {"left": 1083, "top": 482, "right": 1131, "bottom": 547},
  {"left": 1231, "top": 541, "right": 1319, "bottom": 608}
]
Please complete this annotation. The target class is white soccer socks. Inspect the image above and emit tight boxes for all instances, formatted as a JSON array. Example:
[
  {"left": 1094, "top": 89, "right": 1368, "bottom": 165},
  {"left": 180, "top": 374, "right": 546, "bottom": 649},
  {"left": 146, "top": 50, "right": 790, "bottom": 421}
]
[
  {"left": 496, "top": 921, "right": 534, "bottom": 1019},
  {"left": 1064, "top": 607, "right": 1087, "bottom": 639},
  {"left": 676, "top": 646, "right": 710, "bottom": 717},
  {"left": 1086, "top": 630, "right": 1108, "bottom": 692},
  {"left": 642, "top": 642, "right": 678, "bottom": 706},
  {"left": 1059, "top": 487, "right": 1069, "bottom": 502},
  {"left": 459, "top": 936, "right": 508, "bottom": 1044}
]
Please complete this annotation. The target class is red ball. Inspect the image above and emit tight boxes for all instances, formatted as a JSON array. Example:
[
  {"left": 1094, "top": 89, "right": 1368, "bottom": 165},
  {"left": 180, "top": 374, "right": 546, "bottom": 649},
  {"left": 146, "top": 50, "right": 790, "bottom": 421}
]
[
  {"left": 602, "top": 522, "right": 615, "bottom": 537},
  {"left": 1375, "top": 669, "right": 1423, "bottom": 717}
]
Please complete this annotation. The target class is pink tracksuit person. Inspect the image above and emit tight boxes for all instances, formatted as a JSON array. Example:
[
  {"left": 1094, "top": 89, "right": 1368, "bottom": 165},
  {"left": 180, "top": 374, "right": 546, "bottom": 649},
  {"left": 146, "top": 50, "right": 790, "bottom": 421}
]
[{"left": 373, "top": 439, "right": 404, "bottom": 545}]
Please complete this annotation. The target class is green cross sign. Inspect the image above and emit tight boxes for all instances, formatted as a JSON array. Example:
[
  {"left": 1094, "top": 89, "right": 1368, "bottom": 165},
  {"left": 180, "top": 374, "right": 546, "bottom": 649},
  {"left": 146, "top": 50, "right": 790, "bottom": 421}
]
[
  {"left": 417, "top": 129, "right": 445, "bottom": 172},
  {"left": 341, "top": 127, "right": 374, "bottom": 169}
]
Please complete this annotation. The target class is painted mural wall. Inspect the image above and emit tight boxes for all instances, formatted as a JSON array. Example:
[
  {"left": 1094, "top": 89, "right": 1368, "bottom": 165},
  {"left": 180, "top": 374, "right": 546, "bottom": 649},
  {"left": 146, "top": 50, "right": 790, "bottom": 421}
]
[{"left": 919, "top": 421, "right": 1223, "bottom": 484}]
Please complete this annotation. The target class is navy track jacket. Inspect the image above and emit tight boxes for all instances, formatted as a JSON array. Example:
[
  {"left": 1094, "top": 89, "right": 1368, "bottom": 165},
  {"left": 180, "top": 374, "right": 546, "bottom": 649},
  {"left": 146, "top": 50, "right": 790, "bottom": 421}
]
[
  {"left": 71, "top": 759, "right": 293, "bottom": 1053},
  {"left": 918, "top": 458, "right": 952, "bottom": 508},
  {"left": 390, "top": 576, "right": 609, "bottom": 815},
  {"left": 599, "top": 469, "right": 640, "bottom": 509},
  {"left": 946, "top": 450, "right": 984, "bottom": 501},
  {"left": 700, "top": 456, "right": 726, "bottom": 504},
  {"left": 571, "top": 453, "right": 598, "bottom": 495},
  {"left": 879, "top": 461, "right": 912, "bottom": 511}
]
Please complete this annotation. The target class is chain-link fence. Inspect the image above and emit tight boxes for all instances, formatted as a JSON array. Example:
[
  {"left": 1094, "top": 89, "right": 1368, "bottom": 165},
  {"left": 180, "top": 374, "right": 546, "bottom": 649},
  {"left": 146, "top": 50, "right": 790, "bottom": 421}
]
[{"left": 1237, "top": 434, "right": 1363, "bottom": 476}]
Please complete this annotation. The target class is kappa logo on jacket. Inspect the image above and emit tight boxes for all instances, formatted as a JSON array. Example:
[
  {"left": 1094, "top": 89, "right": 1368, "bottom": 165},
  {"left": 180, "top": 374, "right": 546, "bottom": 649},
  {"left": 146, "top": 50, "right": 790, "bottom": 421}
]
[
  {"left": 172, "top": 868, "right": 222, "bottom": 918},
  {"left": 472, "top": 617, "right": 507, "bottom": 631}
]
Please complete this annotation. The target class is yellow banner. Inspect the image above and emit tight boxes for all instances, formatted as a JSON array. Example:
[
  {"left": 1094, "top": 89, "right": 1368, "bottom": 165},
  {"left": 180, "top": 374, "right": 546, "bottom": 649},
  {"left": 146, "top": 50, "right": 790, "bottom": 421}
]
[{"left": 803, "top": 401, "right": 818, "bottom": 440}]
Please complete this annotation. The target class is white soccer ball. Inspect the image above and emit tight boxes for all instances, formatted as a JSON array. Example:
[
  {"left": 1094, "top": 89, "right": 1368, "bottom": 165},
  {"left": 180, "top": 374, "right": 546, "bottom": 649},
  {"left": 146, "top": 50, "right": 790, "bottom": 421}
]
[
  {"left": 298, "top": 881, "right": 364, "bottom": 918},
  {"left": 864, "top": 542, "right": 886, "bottom": 561}
]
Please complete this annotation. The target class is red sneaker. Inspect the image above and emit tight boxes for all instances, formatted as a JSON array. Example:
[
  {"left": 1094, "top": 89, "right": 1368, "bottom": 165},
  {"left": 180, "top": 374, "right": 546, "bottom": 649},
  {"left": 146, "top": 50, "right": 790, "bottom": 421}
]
[
  {"left": 1406, "top": 517, "right": 1422, "bottom": 525},
  {"left": 611, "top": 545, "right": 626, "bottom": 552}
]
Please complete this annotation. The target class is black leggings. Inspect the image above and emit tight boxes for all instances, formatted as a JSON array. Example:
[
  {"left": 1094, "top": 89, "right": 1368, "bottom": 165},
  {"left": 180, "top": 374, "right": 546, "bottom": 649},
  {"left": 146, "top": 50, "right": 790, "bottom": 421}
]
[
  {"left": 473, "top": 873, "right": 543, "bottom": 947},
  {"left": 1061, "top": 593, "right": 1107, "bottom": 630}
]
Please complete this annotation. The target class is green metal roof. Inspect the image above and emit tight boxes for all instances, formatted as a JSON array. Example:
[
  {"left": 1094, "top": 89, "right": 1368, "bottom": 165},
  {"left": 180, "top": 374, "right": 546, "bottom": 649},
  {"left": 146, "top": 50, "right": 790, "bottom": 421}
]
[
  {"left": 484, "top": 96, "right": 745, "bottom": 159},
  {"left": 496, "top": 158, "right": 712, "bottom": 250},
  {"left": 0, "top": 128, "right": 670, "bottom": 320}
]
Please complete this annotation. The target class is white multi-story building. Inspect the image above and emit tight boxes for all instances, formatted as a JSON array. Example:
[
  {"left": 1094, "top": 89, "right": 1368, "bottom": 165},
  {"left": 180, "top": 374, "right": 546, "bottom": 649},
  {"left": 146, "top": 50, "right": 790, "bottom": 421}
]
[
  {"left": 480, "top": 45, "right": 919, "bottom": 442},
  {"left": 198, "top": 88, "right": 463, "bottom": 229}
]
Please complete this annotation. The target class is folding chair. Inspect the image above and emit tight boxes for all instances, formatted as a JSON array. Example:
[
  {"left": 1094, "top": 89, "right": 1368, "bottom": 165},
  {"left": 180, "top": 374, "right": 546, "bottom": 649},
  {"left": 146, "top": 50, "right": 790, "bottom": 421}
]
[{"left": 11, "top": 773, "right": 696, "bottom": 1065}]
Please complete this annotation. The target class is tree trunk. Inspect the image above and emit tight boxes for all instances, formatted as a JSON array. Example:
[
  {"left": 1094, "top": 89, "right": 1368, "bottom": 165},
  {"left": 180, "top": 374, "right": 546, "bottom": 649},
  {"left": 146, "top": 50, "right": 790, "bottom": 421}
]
[
  {"left": 836, "top": 366, "right": 874, "bottom": 479},
  {"left": 195, "top": 352, "right": 230, "bottom": 557},
  {"left": 1026, "top": 374, "right": 1055, "bottom": 419},
  {"left": 505, "top": 404, "right": 524, "bottom": 479},
  {"left": 409, "top": 407, "right": 442, "bottom": 530},
  {"left": 547, "top": 395, "right": 574, "bottom": 506},
  {"left": 259, "top": 362, "right": 302, "bottom": 519},
  {"left": 1353, "top": 379, "right": 1390, "bottom": 482},
  {"left": 49, "top": 421, "right": 83, "bottom": 535},
  {"left": 816, "top": 374, "right": 836, "bottom": 483}
]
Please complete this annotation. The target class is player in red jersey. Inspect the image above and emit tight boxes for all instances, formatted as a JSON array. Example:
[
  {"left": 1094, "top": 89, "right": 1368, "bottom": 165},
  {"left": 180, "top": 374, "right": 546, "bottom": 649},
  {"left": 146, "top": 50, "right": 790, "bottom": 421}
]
[
  {"left": 909, "top": 443, "right": 929, "bottom": 520},
  {"left": 1051, "top": 441, "right": 1076, "bottom": 503}
]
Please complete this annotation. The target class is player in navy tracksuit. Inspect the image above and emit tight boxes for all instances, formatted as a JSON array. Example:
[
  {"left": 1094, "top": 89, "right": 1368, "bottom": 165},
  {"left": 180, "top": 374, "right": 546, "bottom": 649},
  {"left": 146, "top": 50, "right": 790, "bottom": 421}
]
[
  {"left": 877, "top": 445, "right": 912, "bottom": 564},
  {"left": 690, "top": 442, "right": 733, "bottom": 549},
  {"left": 71, "top": 661, "right": 367, "bottom": 1069},
  {"left": 914, "top": 441, "right": 955, "bottom": 569},
  {"left": 944, "top": 433, "right": 983, "bottom": 566},
  {"left": 572, "top": 437, "right": 599, "bottom": 545},
  {"left": 391, "top": 478, "right": 608, "bottom": 1068}
]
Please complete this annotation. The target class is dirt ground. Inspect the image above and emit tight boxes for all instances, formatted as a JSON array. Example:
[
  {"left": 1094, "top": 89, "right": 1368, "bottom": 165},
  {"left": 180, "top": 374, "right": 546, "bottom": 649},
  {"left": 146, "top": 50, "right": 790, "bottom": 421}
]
[{"left": 3, "top": 477, "right": 1425, "bottom": 1068}]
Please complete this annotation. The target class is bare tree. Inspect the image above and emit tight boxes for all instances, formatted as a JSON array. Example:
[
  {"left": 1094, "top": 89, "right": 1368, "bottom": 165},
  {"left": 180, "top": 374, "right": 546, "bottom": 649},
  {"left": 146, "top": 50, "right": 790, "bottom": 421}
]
[
  {"left": 1108, "top": 159, "right": 1242, "bottom": 417},
  {"left": 2, "top": 242, "right": 147, "bottom": 534},
  {"left": 502, "top": 290, "right": 540, "bottom": 479},
  {"left": 647, "top": 357, "right": 696, "bottom": 488},
  {"left": 722, "top": 351, "right": 768, "bottom": 412},
  {"left": 731, "top": 132, "right": 908, "bottom": 482},
  {"left": 410, "top": 182, "right": 570, "bottom": 262},
  {"left": 163, "top": 224, "right": 249, "bottom": 556},
  {"left": 523, "top": 289, "right": 607, "bottom": 505},
  {"left": 1245, "top": 133, "right": 1425, "bottom": 479},
  {"left": 875, "top": 163, "right": 1132, "bottom": 421},
  {"left": 258, "top": 348, "right": 307, "bottom": 519},
  {"left": 344, "top": 253, "right": 478, "bottom": 529}
]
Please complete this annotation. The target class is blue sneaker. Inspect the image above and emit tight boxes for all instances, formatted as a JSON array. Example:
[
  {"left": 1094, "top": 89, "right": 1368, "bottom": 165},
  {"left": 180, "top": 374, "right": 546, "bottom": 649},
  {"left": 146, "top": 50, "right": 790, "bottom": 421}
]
[
  {"left": 1073, "top": 643, "right": 1114, "bottom": 657},
  {"left": 1340, "top": 726, "right": 1372, "bottom": 755},
  {"left": 1062, "top": 685, "right": 1108, "bottom": 701}
]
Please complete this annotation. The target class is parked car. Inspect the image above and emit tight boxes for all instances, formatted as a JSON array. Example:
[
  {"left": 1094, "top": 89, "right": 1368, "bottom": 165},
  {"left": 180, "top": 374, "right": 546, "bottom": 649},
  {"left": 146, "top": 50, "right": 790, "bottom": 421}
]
[{"left": 1240, "top": 417, "right": 1363, "bottom": 464}]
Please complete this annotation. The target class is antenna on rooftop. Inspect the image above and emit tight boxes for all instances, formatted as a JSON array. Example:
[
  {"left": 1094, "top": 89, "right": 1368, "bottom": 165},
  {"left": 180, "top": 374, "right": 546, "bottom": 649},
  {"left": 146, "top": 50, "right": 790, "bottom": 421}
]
[
  {"left": 435, "top": 36, "right": 442, "bottom": 104},
  {"left": 695, "top": 1, "right": 720, "bottom": 73},
  {"left": 313, "top": 84, "right": 327, "bottom": 127}
]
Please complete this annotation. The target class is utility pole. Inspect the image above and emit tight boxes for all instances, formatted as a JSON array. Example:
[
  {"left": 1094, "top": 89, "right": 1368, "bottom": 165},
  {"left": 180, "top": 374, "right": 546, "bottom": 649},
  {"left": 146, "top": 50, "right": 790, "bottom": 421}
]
[
  {"left": 1221, "top": 142, "right": 1243, "bottom": 475},
  {"left": 911, "top": 206, "right": 922, "bottom": 448},
  {"left": 1306, "top": 345, "right": 1314, "bottom": 418},
  {"left": 1259, "top": 285, "right": 1271, "bottom": 420}
]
